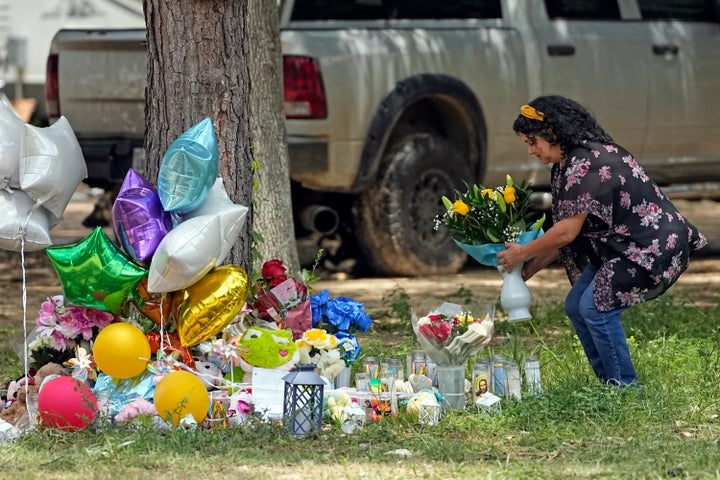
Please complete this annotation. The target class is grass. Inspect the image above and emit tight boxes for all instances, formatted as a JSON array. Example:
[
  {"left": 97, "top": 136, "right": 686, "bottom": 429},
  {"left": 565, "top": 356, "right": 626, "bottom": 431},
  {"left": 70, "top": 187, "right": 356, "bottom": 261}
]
[{"left": 1, "top": 290, "right": 719, "bottom": 479}]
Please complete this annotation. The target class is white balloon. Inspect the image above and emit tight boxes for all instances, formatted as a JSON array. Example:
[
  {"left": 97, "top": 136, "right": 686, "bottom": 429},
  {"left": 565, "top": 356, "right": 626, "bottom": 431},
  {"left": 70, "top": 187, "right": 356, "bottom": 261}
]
[
  {"left": 180, "top": 177, "right": 248, "bottom": 265},
  {"left": 147, "top": 215, "right": 222, "bottom": 293},
  {"left": 0, "top": 189, "right": 53, "bottom": 252},
  {"left": 19, "top": 116, "right": 88, "bottom": 218},
  {"left": 0, "top": 102, "right": 25, "bottom": 190}
]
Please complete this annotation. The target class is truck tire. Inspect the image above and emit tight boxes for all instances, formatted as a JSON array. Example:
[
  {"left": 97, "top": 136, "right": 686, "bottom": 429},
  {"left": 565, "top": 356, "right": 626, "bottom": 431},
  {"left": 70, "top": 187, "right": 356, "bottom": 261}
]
[{"left": 354, "top": 133, "right": 472, "bottom": 276}]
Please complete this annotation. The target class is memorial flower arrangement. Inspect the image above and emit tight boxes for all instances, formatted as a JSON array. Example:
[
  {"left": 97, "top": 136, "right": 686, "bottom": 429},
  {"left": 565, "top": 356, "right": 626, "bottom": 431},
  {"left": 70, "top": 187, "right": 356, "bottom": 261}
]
[
  {"left": 28, "top": 295, "right": 118, "bottom": 369},
  {"left": 411, "top": 302, "right": 494, "bottom": 366},
  {"left": 436, "top": 175, "right": 545, "bottom": 322},
  {"left": 295, "top": 328, "right": 346, "bottom": 380},
  {"left": 309, "top": 289, "right": 372, "bottom": 366},
  {"left": 253, "top": 259, "right": 311, "bottom": 340}
]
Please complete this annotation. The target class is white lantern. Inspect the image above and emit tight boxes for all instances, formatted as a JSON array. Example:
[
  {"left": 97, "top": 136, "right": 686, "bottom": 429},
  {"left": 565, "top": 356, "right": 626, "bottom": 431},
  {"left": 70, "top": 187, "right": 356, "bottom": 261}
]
[
  {"left": 475, "top": 392, "right": 502, "bottom": 414},
  {"left": 418, "top": 396, "right": 442, "bottom": 426}
]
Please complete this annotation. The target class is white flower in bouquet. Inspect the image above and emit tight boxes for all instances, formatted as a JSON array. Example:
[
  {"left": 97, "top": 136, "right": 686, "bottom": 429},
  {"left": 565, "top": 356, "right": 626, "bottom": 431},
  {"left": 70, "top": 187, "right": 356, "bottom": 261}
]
[
  {"left": 315, "top": 348, "right": 346, "bottom": 380},
  {"left": 295, "top": 328, "right": 346, "bottom": 379}
]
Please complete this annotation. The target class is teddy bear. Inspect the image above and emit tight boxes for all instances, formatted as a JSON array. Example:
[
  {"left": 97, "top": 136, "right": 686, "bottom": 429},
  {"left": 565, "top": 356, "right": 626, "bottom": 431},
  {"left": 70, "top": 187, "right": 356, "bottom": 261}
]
[{"left": 0, "top": 363, "right": 69, "bottom": 431}]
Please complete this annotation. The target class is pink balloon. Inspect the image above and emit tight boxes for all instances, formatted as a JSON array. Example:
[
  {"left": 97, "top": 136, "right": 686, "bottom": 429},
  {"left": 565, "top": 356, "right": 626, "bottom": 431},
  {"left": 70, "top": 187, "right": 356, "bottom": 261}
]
[
  {"left": 38, "top": 376, "right": 98, "bottom": 431},
  {"left": 112, "top": 168, "right": 173, "bottom": 263}
]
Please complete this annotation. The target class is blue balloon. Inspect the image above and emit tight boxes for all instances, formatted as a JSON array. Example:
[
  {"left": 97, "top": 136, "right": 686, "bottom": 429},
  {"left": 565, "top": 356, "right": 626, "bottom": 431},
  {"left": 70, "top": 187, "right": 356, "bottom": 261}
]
[{"left": 158, "top": 117, "right": 219, "bottom": 215}]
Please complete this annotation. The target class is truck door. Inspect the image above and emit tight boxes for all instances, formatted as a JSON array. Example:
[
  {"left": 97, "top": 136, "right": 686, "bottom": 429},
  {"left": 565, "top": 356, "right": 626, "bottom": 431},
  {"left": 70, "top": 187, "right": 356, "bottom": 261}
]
[
  {"left": 528, "top": 0, "right": 649, "bottom": 154},
  {"left": 637, "top": 0, "right": 720, "bottom": 184}
]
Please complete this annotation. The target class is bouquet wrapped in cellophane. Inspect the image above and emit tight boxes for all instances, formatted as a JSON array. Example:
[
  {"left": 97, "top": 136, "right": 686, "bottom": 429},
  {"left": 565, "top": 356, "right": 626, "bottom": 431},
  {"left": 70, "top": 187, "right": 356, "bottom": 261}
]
[
  {"left": 411, "top": 301, "right": 494, "bottom": 366},
  {"left": 253, "top": 259, "right": 311, "bottom": 340}
]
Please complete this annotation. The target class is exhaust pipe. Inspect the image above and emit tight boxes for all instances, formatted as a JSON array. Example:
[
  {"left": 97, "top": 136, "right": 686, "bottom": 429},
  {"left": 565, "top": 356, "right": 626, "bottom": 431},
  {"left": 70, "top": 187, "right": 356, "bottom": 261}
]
[{"left": 300, "top": 204, "right": 340, "bottom": 235}]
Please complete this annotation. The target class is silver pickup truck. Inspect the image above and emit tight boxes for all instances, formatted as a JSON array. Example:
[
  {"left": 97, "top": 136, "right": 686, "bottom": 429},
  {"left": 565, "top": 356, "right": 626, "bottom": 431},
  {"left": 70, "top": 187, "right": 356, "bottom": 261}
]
[{"left": 46, "top": 0, "right": 720, "bottom": 276}]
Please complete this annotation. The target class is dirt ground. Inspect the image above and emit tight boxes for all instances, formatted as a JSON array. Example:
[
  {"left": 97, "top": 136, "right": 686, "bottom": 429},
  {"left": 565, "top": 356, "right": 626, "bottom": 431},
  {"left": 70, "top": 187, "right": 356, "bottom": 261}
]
[{"left": 0, "top": 191, "right": 718, "bottom": 331}]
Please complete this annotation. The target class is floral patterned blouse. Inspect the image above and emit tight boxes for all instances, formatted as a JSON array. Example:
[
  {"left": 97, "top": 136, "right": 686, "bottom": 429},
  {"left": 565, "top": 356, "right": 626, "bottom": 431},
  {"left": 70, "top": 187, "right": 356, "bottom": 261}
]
[{"left": 551, "top": 141, "right": 708, "bottom": 312}]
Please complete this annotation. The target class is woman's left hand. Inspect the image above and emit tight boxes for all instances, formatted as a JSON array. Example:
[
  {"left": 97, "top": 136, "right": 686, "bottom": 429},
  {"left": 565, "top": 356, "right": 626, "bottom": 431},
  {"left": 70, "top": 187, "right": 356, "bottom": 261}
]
[{"left": 497, "top": 242, "right": 524, "bottom": 272}]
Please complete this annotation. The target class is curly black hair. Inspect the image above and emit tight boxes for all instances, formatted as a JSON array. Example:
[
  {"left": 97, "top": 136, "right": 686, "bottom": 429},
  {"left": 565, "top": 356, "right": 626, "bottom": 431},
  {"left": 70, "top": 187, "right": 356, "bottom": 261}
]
[{"left": 512, "top": 95, "right": 613, "bottom": 153}]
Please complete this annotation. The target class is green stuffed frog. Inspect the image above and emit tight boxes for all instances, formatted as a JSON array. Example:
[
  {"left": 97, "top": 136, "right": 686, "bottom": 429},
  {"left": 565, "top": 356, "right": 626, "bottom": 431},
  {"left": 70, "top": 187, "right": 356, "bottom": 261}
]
[{"left": 236, "top": 327, "right": 299, "bottom": 380}]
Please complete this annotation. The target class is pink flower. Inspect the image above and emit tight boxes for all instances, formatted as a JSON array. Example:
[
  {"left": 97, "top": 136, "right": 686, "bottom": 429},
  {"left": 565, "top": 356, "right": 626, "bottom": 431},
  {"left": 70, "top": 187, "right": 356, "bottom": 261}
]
[
  {"left": 50, "top": 331, "right": 74, "bottom": 351},
  {"left": 36, "top": 310, "right": 61, "bottom": 337},
  {"left": 65, "top": 308, "right": 97, "bottom": 340},
  {"left": 85, "top": 307, "right": 116, "bottom": 329}
]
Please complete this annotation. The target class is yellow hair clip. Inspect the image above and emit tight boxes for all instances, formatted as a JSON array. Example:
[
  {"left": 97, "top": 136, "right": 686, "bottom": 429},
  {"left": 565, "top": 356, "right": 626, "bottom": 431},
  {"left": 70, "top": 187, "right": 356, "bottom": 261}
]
[{"left": 520, "top": 104, "right": 544, "bottom": 121}]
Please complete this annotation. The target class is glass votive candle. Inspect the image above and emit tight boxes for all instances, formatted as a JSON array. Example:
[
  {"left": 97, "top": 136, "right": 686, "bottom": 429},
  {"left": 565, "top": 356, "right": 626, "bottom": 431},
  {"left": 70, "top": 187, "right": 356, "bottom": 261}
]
[{"left": 355, "top": 372, "right": 370, "bottom": 391}]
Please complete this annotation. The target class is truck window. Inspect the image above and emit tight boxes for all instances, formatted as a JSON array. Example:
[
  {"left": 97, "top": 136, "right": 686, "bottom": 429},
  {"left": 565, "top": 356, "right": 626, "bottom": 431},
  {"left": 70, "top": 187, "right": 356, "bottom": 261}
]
[
  {"left": 638, "top": 0, "right": 719, "bottom": 21},
  {"left": 291, "top": 0, "right": 386, "bottom": 20},
  {"left": 393, "top": 0, "right": 502, "bottom": 19},
  {"left": 290, "top": 0, "right": 502, "bottom": 21},
  {"left": 544, "top": 0, "right": 621, "bottom": 20}
]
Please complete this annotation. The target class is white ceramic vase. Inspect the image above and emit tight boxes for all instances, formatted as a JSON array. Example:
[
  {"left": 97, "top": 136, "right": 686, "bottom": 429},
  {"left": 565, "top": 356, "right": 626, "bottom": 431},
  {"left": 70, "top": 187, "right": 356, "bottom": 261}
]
[{"left": 497, "top": 263, "right": 532, "bottom": 322}]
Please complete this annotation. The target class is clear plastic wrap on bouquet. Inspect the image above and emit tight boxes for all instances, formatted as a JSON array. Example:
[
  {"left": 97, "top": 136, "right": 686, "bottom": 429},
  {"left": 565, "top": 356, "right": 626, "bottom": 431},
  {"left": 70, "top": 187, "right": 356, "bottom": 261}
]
[
  {"left": 255, "top": 277, "right": 311, "bottom": 340},
  {"left": 411, "top": 301, "right": 494, "bottom": 366}
]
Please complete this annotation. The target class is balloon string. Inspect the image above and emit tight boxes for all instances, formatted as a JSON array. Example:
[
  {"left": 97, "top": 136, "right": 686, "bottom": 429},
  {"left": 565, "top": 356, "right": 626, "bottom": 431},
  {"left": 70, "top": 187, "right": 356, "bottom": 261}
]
[
  {"left": 173, "top": 362, "right": 244, "bottom": 391},
  {"left": 159, "top": 293, "right": 166, "bottom": 359},
  {"left": 20, "top": 236, "right": 31, "bottom": 425}
]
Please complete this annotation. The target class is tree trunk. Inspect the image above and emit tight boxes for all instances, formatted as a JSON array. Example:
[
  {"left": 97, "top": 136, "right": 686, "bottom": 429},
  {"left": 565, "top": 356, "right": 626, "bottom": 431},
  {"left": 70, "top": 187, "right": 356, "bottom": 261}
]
[
  {"left": 247, "top": 0, "right": 300, "bottom": 275},
  {"left": 143, "top": 0, "right": 254, "bottom": 273}
]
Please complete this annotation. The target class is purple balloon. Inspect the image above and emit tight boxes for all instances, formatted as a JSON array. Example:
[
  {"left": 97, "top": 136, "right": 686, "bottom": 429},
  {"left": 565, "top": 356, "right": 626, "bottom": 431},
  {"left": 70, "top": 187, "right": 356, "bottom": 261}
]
[{"left": 112, "top": 169, "right": 173, "bottom": 263}]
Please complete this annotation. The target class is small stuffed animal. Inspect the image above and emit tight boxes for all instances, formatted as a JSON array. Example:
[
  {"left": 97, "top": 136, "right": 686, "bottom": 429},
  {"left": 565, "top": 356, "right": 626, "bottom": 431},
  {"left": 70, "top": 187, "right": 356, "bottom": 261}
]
[
  {"left": 193, "top": 358, "right": 224, "bottom": 390},
  {"left": 0, "top": 377, "right": 32, "bottom": 429},
  {"left": 0, "top": 363, "right": 69, "bottom": 430},
  {"left": 2, "top": 377, "right": 25, "bottom": 410},
  {"left": 237, "top": 327, "right": 299, "bottom": 379}
]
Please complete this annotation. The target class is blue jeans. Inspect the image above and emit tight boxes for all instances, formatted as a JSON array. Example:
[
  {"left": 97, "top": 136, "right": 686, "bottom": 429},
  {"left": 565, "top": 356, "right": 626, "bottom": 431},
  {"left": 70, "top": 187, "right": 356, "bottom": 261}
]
[{"left": 565, "top": 266, "right": 638, "bottom": 386}]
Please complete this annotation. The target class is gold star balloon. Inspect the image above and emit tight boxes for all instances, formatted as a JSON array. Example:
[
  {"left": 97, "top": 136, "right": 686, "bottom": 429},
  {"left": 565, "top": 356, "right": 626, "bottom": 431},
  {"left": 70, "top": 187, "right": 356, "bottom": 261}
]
[{"left": 46, "top": 227, "right": 148, "bottom": 314}]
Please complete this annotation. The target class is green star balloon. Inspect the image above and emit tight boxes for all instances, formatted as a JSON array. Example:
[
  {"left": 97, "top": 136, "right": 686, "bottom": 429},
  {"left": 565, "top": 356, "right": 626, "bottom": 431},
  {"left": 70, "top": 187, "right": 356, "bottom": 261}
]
[{"left": 46, "top": 227, "right": 148, "bottom": 314}]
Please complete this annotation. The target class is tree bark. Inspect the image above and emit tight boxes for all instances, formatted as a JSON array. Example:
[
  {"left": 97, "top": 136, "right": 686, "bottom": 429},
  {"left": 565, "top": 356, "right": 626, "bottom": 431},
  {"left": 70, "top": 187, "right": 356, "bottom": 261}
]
[
  {"left": 247, "top": 0, "right": 300, "bottom": 275},
  {"left": 143, "top": 0, "right": 254, "bottom": 273}
]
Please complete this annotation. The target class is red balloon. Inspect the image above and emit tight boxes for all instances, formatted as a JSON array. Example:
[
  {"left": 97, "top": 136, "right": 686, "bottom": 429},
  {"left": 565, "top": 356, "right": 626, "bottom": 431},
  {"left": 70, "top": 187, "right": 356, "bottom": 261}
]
[{"left": 38, "top": 376, "right": 98, "bottom": 431}]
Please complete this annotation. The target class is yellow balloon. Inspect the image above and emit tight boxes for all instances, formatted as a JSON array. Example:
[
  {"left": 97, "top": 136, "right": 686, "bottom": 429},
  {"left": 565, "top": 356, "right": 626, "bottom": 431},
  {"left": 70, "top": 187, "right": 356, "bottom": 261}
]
[
  {"left": 153, "top": 370, "right": 209, "bottom": 426},
  {"left": 176, "top": 265, "right": 249, "bottom": 347},
  {"left": 93, "top": 322, "right": 151, "bottom": 379}
]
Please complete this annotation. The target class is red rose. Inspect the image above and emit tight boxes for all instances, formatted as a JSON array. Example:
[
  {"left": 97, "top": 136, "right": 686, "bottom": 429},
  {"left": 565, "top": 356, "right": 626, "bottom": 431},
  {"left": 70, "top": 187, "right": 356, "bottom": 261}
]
[
  {"left": 262, "top": 259, "right": 288, "bottom": 283},
  {"left": 268, "top": 275, "right": 288, "bottom": 288}
]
